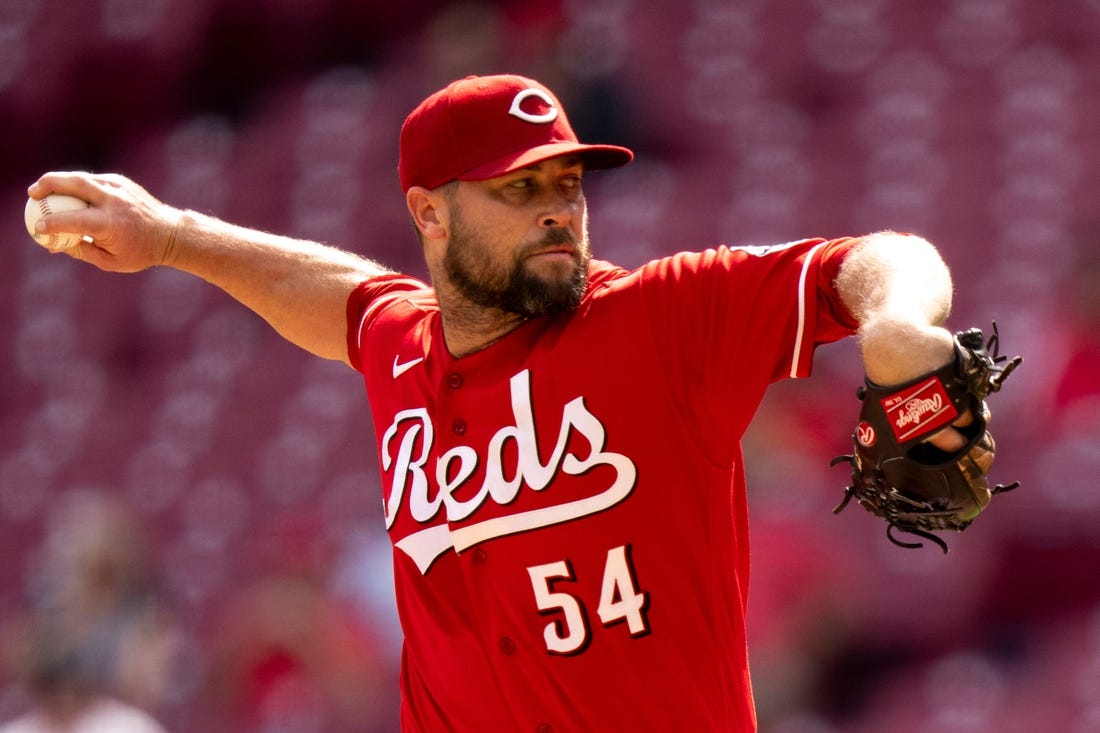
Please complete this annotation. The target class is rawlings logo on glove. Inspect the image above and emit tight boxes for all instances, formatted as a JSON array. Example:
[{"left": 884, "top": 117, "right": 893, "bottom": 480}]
[
  {"left": 884, "top": 376, "right": 956, "bottom": 440},
  {"left": 831, "top": 323, "right": 1022, "bottom": 553}
]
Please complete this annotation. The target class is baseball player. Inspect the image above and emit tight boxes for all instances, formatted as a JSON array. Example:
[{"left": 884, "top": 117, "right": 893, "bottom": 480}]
[{"left": 28, "top": 74, "right": 1013, "bottom": 732}]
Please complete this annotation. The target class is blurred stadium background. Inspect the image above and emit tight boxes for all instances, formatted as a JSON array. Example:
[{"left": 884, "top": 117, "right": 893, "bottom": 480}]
[{"left": 1, "top": 1, "right": 1098, "bottom": 731}]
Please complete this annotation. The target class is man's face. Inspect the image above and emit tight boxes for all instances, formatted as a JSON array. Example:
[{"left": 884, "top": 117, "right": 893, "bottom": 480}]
[{"left": 442, "top": 157, "right": 591, "bottom": 318}]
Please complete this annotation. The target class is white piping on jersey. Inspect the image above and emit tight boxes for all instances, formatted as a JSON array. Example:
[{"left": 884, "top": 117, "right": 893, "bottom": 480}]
[{"left": 790, "top": 241, "right": 828, "bottom": 378}]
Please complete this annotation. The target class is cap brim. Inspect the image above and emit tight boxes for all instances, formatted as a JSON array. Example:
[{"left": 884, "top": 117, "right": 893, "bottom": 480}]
[{"left": 457, "top": 142, "right": 634, "bottom": 183}]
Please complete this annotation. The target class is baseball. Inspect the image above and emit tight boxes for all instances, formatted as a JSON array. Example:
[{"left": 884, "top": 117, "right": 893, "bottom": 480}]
[{"left": 24, "top": 193, "right": 90, "bottom": 251}]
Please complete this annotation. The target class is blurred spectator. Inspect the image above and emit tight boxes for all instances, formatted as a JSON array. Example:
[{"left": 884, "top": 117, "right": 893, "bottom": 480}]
[
  {"left": 0, "top": 491, "right": 176, "bottom": 732},
  {"left": 1051, "top": 224, "right": 1100, "bottom": 429},
  {"left": 193, "top": 512, "right": 395, "bottom": 733}
]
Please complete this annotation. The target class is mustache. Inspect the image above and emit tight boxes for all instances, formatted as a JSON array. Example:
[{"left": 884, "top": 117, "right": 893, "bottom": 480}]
[{"left": 521, "top": 228, "right": 579, "bottom": 256}]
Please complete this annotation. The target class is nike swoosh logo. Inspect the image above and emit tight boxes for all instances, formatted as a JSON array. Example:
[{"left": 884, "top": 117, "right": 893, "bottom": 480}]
[{"left": 392, "top": 356, "right": 424, "bottom": 379}]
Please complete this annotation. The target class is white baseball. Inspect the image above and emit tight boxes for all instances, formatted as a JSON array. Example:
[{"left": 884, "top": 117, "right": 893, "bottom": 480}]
[{"left": 24, "top": 194, "right": 91, "bottom": 251}]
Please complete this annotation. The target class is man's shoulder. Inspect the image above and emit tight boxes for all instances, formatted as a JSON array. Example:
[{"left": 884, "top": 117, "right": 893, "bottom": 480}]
[
  {"left": 586, "top": 259, "right": 630, "bottom": 290},
  {"left": 352, "top": 273, "right": 437, "bottom": 316},
  {"left": 347, "top": 273, "right": 438, "bottom": 370}
]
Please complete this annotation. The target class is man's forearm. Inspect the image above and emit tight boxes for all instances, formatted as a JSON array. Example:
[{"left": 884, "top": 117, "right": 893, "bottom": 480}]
[
  {"left": 836, "top": 232, "right": 955, "bottom": 385},
  {"left": 30, "top": 171, "right": 393, "bottom": 365},
  {"left": 166, "top": 210, "right": 391, "bottom": 364}
]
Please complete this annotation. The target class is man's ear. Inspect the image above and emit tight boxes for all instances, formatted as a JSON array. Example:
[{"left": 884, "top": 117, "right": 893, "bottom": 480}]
[{"left": 406, "top": 186, "right": 448, "bottom": 241}]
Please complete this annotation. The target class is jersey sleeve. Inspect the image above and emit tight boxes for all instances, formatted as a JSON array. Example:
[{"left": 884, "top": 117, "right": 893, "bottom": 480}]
[
  {"left": 345, "top": 273, "right": 430, "bottom": 373},
  {"left": 636, "top": 237, "right": 861, "bottom": 457}
]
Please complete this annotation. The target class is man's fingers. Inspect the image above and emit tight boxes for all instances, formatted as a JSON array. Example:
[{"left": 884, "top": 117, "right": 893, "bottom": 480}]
[
  {"left": 951, "top": 409, "right": 975, "bottom": 429},
  {"left": 35, "top": 206, "right": 106, "bottom": 241},
  {"left": 924, "top": 404, "right": 990, "bottom": 453},
  {"left": 29, "top": 172, "right": 116, "bottom": 241},
  {"left": 926, "top": 408, "right": 971, "bottom": 452},
  {"left": 926, "top": 426, "right": 967, "bottom": 453},
  {"left": 28, "top": 171, "right": 107, "bottom": 205}
]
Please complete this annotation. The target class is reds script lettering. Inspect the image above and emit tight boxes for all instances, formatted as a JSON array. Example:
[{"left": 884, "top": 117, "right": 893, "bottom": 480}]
[{"left": 381, "top": 369, "right": 638, "bottom": 574}]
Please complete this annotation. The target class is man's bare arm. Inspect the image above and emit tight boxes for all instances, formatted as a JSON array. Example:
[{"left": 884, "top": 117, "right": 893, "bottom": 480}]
[
  {"left": 835, "top": 231, "right": 955, "bottom": 385},
  {"left": 28, "top": 172, "right": 390, "bottom": 365},
  {"left": 835, "top": 231, "right": 975, "bottom": 451}
]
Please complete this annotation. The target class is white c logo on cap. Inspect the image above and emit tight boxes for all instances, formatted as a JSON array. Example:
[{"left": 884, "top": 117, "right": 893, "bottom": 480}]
[{"left": 508, "top": 88, "right": 558, "bottom": 124}]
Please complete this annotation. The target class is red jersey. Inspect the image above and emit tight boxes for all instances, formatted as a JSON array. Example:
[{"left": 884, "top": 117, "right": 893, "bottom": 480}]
[{"left": 346, "top": 238, "right": 860, "bottom": 732}]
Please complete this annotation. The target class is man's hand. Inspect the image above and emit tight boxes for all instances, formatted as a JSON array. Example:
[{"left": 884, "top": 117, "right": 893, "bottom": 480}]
[
  {"left": 858, "top": 318, "right": 978, "bottom": 453},
  {"left": 831, "top": 324, "right": 1022, "bottom": 552},
  {"left": 925, "top": 408, "right": 979, "bottom": 453},
  {"left": 27, "top": 171, "right": 183, "bottom": 273}
]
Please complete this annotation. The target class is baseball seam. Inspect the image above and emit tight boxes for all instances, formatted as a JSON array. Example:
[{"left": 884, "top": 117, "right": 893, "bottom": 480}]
[{"left": 36, "top": 199, "right": 61, "bottom": 250}]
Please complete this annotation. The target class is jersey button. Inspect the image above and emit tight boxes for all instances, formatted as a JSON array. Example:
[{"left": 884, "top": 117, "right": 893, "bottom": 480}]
[
  {"left": 498, "top": 636, "right": 516, "bottom": 655},
  {"left": 472, "top": 548, "right": 487, "bottom": 565},
  {"left": 536, "top": 725, "right": 553, "bottom": 733},
  {"left": 446, "top": 371, "right": 464, "bottom": 389},
  {"left": 452, "top": 418, "right": 467, "bottom": 435}
]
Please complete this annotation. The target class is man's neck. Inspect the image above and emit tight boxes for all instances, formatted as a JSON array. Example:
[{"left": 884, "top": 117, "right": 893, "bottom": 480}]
[{"left": 438, "top": 295, "right": 529, "bottom": 359}]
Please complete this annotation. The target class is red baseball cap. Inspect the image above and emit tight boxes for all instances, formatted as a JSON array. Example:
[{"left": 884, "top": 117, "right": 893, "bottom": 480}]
[{"left": 398, "top": 74, "right": 634, "bottom": 192}]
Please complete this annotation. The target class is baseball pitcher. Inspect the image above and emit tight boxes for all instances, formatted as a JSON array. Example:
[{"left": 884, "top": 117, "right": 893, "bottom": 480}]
[{"left": 27, "top": 74, "right": 1018, "bottom": 732}]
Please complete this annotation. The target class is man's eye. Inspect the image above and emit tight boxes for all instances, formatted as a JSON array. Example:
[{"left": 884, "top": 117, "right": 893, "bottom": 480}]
[{"left": 509, "top": 179, "right": 534, "bottom": 189}]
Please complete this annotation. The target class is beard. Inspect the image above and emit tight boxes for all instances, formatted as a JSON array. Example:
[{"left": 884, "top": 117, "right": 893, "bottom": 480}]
[{"left": 444, "top": 212, "right": 591, "bottom": 319}]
